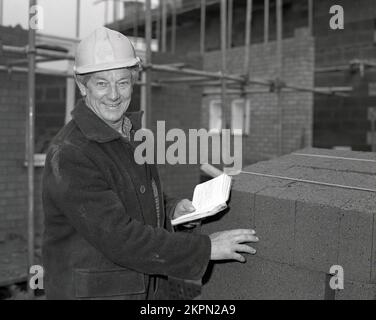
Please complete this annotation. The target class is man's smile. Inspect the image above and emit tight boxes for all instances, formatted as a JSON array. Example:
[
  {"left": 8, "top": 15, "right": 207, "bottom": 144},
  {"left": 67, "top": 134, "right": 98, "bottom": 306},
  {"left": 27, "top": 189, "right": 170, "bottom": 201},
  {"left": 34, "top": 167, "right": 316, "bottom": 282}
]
[{"left": 105, "top": 103, "right": 121, "bottom": 109}]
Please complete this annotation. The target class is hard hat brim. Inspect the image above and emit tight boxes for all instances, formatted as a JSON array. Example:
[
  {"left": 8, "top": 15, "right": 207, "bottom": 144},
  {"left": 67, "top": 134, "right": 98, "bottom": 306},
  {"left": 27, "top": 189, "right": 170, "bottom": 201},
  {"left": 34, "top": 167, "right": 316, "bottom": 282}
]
[{"left": 74, "top": 57, "right": 140, "bottom": 75}]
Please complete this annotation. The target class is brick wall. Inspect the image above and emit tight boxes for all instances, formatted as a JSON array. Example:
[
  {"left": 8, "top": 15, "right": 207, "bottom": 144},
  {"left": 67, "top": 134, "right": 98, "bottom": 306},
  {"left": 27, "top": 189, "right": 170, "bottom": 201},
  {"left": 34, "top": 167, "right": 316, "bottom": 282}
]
[
  {"left": 0, "top": 26, "right": 45, "bottom": 243},
  {"left": 314, "top": 71, "right": 376, "bottom": 151},
  {"left": 0, "top": 70, "right": 30, "bottom": 243},
  {"left": 35, "top": 75, "right": 66, "bottom": 153},
  {"left": 202, "top": 28, "right": 314, "bottom": 165},
  {"left": 314, "top": 0, "right": 376, "bottom": 151},
  {"left": 0, "top": 27, "right": 67, "bottom": 244},
  {"left": 314, "top": 0, "right": 376, "bottom": 65}
]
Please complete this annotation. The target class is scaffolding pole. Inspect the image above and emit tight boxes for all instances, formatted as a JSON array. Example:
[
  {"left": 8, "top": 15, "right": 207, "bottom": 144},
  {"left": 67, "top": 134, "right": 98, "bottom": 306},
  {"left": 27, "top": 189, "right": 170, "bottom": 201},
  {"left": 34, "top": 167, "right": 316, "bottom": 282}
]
[
  {"left": 161, "top": 0, "right": 167, "bottom": 52},
  {"left": 133, "top": 0, "right": 139, "bottom": 39},
  {"left": 201, "top": 86, "right": 351, "bottom": 95},
  {"left": 171, "top": 0, "right": 176, "bottom": 53},
  {"left": 27, "top": 0, "right": 36, "bottom": 299},
  {"left": 76, "top": 0, "right": 81, "bottom": 39},
  {"left": 276, "top": 0, "right": 283, "bottom": 156},
  {"left": 0, "top": 0, "right": 3, "bottom": 25},
  {"left": 244, "top": 0, "right": 253, "bottom": 74},
  {"left": 200, "top": 0, "right": 206, "bottom": 54},
  {"left": 372, "top": 118, "right": 376, "bottom": 152},
  {"left": 227, "top": 0, "right": 233, "bottom": 49},
  {"left": 264, "top": 0, "right": 269, "bottom": 44},
  {"left": 308, "top": 0, "right": 313, "bottom": 36},
  {"left": 158, "top": 76, "right": 213, "bottom": 83},
  {"left": 149, "top": 64, "right": 245, "bottom": 83},
  {"left": 149, "top": 64, "right": 348, "bottom": 96},
  {"left": 220, "top": 0, "right": 227, "bottom": 129},
  {"left": 198, "top": 82, "right": 350, "bottom": 94},
  {"left": 2, "top": 45, "right": 75, "bottom": 60},
  {"left": 0, "top": 65, "right": 73, "bottom": 77},
  {"left": 145, "top": 0, "right": 152, "bottom": 129},
  {"left": 7, "top": 57, "right": 63, "bottom": 66},
  {"left": 156, "top": 0, "right": 161, "bottom": 50}
]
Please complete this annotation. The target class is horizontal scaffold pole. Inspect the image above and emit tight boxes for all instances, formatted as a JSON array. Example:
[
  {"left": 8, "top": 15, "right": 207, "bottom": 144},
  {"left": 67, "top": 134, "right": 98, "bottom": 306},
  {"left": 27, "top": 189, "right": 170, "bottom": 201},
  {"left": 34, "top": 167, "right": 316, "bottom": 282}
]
[{"left": 2, "top": 44, "right": 74, "bottom": 60}]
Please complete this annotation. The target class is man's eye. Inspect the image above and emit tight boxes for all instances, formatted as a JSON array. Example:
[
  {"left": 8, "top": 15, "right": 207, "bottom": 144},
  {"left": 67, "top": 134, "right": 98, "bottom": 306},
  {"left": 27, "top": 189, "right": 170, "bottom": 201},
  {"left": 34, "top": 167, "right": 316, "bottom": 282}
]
[
  {"left": 118, "top": 81, "right": 130, "bottom": 87},
  {"left": 97, "top": 82, "right": 107, "bottom": 87}
]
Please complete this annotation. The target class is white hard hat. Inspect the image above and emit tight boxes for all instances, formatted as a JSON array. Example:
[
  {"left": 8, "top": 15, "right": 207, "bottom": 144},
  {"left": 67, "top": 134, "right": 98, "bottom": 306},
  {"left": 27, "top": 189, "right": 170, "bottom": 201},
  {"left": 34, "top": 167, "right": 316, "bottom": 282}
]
[{"left": 74, "top": 27, "right": 141, "bottom": 75}]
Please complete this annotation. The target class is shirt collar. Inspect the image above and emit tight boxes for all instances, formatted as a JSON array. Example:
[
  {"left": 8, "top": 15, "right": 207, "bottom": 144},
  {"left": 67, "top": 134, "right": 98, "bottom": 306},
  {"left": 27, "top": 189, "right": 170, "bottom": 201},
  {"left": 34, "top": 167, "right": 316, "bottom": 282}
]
[{"left": 71, "top": 99, "right": 144, "bottom": 143}]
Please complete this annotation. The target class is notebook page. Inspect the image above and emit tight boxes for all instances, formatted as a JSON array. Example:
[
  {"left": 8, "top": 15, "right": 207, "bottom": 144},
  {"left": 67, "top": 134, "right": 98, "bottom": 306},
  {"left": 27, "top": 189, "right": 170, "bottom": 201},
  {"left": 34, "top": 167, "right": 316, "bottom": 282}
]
[{"left": 192, "top": 174, "right": 225, "bottom": 211}]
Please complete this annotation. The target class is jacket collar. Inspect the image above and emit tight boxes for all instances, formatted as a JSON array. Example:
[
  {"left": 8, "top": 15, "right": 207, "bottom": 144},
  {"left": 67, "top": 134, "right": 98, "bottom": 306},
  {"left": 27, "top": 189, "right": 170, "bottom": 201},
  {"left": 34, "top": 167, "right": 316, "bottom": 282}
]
[{"left": 71, "top": 99, "right": 144, "bottom": 143}]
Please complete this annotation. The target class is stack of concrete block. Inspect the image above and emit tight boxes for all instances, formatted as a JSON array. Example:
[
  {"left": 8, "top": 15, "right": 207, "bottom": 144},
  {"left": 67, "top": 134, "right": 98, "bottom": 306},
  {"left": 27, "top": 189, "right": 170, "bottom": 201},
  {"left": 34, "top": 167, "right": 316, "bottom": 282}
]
[{"left": 201, "top": 148, "right": 376, "bottom": 300}]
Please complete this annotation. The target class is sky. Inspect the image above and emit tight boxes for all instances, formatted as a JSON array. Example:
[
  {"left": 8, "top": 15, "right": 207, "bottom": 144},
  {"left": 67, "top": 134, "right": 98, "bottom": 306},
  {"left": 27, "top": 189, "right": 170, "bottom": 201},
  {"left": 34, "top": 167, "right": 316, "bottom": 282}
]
[{"left": 3, "top": 0, "right": 159, "bottom": 39}]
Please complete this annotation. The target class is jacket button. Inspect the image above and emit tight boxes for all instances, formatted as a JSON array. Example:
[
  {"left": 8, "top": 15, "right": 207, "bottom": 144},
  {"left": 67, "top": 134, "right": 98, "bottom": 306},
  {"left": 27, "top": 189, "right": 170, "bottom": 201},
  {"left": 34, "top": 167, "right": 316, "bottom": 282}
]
[{"left": 140, "top": 185, "right": 146, "bottom": 194}]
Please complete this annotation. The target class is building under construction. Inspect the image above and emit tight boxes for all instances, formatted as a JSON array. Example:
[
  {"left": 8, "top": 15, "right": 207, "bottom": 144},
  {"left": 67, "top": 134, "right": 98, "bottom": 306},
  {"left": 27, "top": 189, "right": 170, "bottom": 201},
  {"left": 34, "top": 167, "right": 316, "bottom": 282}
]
[{"left": 0, "top": 0, "right": 376, "bottom": 300}]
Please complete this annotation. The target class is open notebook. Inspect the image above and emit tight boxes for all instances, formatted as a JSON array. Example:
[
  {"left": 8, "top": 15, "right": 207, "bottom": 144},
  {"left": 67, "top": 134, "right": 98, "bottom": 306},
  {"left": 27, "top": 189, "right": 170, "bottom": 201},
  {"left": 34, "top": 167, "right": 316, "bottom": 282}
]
[{"left": 171, "top": 173, "right": 232, "bottom": 226}]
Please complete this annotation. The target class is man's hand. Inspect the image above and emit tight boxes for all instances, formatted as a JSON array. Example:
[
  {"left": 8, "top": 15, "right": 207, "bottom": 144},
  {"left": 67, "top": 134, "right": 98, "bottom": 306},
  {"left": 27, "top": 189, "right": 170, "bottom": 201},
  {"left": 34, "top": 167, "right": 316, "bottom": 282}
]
[
  {"left": 209, "top": 229, "right": 258, "bottom": 262},
  {"left": 173, "top": 199, "right": 199, "bottom": 228}
]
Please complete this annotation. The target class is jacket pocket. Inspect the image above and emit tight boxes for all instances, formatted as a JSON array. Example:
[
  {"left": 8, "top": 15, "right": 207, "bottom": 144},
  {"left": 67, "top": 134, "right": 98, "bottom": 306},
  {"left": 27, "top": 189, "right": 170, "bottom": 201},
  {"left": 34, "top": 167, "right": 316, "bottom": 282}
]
[{"left": 74, "top": 268, "right": 146, "bottom": 298}]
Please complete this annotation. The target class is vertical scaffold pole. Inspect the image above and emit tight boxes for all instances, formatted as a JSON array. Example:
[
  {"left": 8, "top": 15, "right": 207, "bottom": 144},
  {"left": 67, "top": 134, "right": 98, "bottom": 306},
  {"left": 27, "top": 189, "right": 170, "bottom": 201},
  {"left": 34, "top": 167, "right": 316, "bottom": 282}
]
[
  {"left": 227, "top": 0, "right": 233, "bottom": 49},
  {"left": 308, "top": 0, "right": 313, "bottom": 36},
  {"left": 200, "top": 0, "right": 206, "bottom": 55},
  {"left": 264, "top": 0, "right": 269, "bottom": 44},
  {"left": 220, "top": 0, "right": 228, "bottom": 129},
  {"left": 27, "top": 0, "right": 36, "bottom": 299},
  {"left": 276, "top": 0, "right": 283, "bottom": 156},
  {"left": 145, "top": 0, "right": 152, "bottom": 129},
  {"left": 0, "top": 0, "right": 4, "bottom": 25},
  {"left": 161, "top": 0, "right": 167, "bottom": 52},
  {"left": 133, "top": 0, "right": 138, "bottom": 39},
  {"left": 171, "top": 0, "right": 176, "bottom": 53},
  {"left": 244, "top": 0, "right": 253, "bottom": 74},
  {"left": 76, "top": 0, "right": 80, "bottom": 38},
  {"left": 156, "top": 0, "right": 161, "bottom": 50}
]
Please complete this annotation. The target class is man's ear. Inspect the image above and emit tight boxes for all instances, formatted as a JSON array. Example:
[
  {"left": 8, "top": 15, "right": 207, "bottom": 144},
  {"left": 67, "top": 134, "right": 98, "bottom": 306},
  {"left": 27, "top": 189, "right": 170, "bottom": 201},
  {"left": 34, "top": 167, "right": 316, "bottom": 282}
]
[{"left": 74, "top": 74, "right": 87, "bottom": 96}]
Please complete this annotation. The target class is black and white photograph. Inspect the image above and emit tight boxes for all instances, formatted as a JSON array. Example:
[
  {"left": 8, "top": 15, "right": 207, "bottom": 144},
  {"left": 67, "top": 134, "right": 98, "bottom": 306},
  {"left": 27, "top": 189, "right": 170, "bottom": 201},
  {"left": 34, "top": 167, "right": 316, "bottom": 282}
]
[{"left": 0, "top": 0, "right": 375, "bottom": 305}]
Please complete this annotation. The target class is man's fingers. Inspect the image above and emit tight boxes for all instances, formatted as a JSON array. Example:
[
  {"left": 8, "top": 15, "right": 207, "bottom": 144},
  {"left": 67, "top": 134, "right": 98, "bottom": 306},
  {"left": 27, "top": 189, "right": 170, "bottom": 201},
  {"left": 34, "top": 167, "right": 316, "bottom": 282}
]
[
  {"left": 231, "top": 253, "right": 246, "bottom": 263},
  {"left": 184, "top": 221, "right": 199, "bottom": 228},
  {"left": 228, "top": 229, "right": 256, "bottom": 236},
  {"left": 182, "top": 200, "right": 196, "bottom": 212},
  {"left": 234, "top": 234, "right": 259, "bottom": 244},
  {"left": 234, "top": 244, "right": 256, "bottom": 255}
]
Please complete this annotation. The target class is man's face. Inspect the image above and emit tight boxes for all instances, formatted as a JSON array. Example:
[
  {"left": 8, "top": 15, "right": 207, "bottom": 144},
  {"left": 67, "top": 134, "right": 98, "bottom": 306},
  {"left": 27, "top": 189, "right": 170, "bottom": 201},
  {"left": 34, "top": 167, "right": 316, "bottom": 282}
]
[{"left": 80, "top": 68, "right": 133, "bottom": 124}]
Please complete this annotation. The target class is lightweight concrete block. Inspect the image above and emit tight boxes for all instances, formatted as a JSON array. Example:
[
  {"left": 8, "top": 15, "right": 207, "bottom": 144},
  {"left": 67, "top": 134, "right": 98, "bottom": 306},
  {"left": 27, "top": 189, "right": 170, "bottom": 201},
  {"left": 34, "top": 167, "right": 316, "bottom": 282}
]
[
  {"left": 202, "top": 148, "right": 376, "bottom": 298},
  {"left": 289, "top": 148, "right": 376, "bottom": 175},
  {"left": 201, "top": 190, "right": 254, "bottom": 235},
  {"left": 253, "top": 194, "right": 295, "bottom": 264},
  {"left": 335, "top": 280, "right": 376, "bottom": 300},
  {"left": 275, "top": 181, "right": 349, "bottom": 209},
  {"left": 294, "top": 202, "right": 340, "bottom": 273},
  {"left": 202, "top": 256, "right": 328, "bottom": 300},
  {"left": 338, "top": 209, "right": 373, "bottom": 283},
  {"left": 297, "top": 147, "right": 376, "bottom": 161},
  {"left": 233, "top": 170, "right": 291, "bottom": 195}
]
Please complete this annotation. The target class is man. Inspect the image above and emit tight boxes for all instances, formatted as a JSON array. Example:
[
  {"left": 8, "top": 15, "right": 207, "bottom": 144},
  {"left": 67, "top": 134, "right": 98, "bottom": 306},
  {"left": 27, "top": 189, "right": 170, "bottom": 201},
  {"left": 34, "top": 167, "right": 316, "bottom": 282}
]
[{"left": 42, "top": 27, "right": 258, "bottom": 300}]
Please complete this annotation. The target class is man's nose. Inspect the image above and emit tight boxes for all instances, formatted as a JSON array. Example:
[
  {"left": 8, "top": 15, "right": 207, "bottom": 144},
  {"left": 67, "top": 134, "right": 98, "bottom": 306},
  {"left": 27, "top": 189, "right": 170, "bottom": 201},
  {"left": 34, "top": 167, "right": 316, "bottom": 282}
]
[{"left": 108, "top": 84, "right": 120, "bottom": 101}]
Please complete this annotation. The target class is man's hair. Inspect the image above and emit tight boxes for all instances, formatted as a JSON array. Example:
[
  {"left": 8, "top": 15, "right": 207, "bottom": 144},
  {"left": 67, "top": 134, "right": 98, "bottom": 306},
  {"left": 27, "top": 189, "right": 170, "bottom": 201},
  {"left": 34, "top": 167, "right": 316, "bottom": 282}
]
[{"left": 75, "top": 65, "right": 140, "bottom": 87}]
